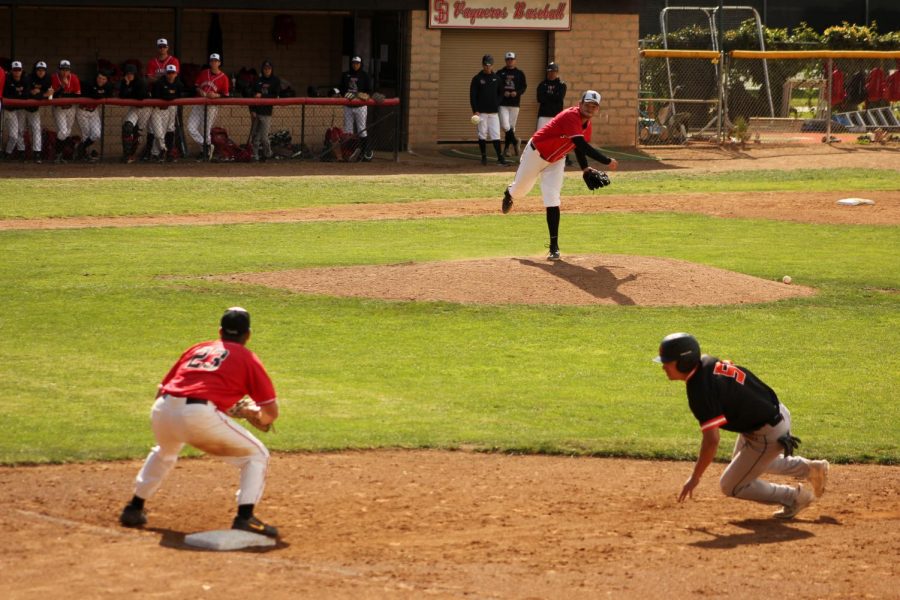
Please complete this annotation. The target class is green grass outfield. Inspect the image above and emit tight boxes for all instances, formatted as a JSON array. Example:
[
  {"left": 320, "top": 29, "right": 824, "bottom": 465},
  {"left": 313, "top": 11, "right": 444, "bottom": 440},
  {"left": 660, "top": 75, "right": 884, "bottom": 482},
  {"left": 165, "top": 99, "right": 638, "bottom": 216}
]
[{"left": 0, "top": 169, "right": 897, "bottom": 465}]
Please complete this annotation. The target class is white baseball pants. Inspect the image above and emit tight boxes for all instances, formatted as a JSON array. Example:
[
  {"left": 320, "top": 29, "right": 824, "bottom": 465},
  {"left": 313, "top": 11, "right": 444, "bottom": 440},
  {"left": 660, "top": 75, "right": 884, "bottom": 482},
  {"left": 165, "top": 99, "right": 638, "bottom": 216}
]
[
  {"left": 187, "top": 104, "right": 220, "bottom": 146},
  {"left": 133, "top": 394, "right": 270, "bottom": 506},
  {"left": 76, "top": 108, "right": 102, "bottom": 142},
  {"left": 124, "top": 106, "right": 152, "bottom": 132},
  {"left": 150, "top": 106, "right": 177, "bottom": 155},
  {"left": 343, "top": 105, "right": 368, "bottom": 138},
  {"left": 537, "top": 116, "right": 553, "bottom": 129},
  {"left": 476, "top": 112, "right": 501, "bottom": 141},
  {"left": 507, "top": 140, "right": 565, "bottom": 208},
  {"left": 53, "top": 106, "right": 77, "bottom": 140},
  {"left": 26, "top": 111, "right": 43, "bottom": 152},
  {"left": 719, "top": 404, "right": 814, "bottom": 507},
  {"left": 3, "top": 111, "right": 26, "bottom": 152},
  {"left": 499, "top": 106, "right": 520, "bottom": 132}
]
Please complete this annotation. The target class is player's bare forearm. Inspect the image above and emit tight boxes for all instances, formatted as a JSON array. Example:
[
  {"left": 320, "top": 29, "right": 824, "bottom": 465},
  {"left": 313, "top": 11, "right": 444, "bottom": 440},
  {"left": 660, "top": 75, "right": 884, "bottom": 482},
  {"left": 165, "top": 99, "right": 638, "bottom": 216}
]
[
  {"left": 679, "top": 428, "right": 720, "bottom": 502},
  {"left": 259, "top": 401, "right": 279, "bottom": 426}
]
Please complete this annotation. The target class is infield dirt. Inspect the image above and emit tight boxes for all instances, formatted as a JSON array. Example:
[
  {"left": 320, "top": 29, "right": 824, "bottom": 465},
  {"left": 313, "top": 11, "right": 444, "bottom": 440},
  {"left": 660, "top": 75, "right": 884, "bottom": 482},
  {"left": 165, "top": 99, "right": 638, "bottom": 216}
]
[{"left": 2, "top": 145, "right": 898, "bottom": 598}]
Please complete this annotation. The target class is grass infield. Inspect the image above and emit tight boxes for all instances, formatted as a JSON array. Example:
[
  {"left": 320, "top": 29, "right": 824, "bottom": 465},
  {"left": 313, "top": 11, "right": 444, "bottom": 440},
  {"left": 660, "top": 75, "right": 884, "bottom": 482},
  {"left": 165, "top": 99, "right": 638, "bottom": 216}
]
[{"left": 0, "top": 169, "right": 897, "bottom": 465}]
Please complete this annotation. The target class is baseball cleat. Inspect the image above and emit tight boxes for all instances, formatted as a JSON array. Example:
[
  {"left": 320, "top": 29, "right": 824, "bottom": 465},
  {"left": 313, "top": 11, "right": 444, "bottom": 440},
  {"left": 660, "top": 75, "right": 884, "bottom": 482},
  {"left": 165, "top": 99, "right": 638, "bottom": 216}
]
[
  {"left": 232, "top": 515, "right": 279, "bottom": 538},
  {"left": 119, "top": 505, "right": 148, "bottom": 528},
  {"left": 480, "top": 155, "right": 487, "bottom": 166},
  {"left": 547, "top": 249, "right": 561, "bottom": 261},
  {"left": 807, "top": 460, "right": 829, "bottom": 497},
  {"left": 497, "top": 156, "right": 509, "bottom": 166},
  {"left": 502, "top": 190, "right": 513, "bottom": 214},
  {"left": 773, "top": 484, "right": 815, "bottom": 519}
]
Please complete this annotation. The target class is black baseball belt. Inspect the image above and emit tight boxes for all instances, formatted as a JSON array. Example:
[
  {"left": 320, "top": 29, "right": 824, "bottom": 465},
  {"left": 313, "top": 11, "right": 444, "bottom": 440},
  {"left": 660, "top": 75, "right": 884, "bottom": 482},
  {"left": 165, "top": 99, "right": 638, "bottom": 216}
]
[{"left": 185, "top": 397, "right": 209, "bottom": 405}]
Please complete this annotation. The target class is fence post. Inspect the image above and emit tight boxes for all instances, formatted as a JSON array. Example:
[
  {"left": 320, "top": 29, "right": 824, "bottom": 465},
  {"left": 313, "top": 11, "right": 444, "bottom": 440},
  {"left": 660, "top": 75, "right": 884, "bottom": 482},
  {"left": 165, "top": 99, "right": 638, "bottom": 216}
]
[
  {"left": 826, "top": 58, "right": 833, "bottom": 143},
  {"left": 717, "top": 52, "right": 726, "bottom": 143},
  {"left": 99, "top": 105, "right": 105, "bottom": 160},
  {"left": 300, "top": 104, "right": 306, "bottom": 149}
]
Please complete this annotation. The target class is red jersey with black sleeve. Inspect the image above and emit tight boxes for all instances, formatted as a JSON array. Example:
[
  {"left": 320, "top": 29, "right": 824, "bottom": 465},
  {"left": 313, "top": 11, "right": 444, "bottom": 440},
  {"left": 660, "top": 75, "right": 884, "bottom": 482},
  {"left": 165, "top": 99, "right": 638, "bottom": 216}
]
[
  {"left": 147, "top": 56, "right": 181, "bottom": 81},
  {"left": 51, "top": 72, "right": 81, "bottom": 97},
  {"left": 530, "top": 106, "right": 592, "bottom": 163},
  {"left": 195, "top": 69, "right": 230, "bottom": 97},
  {"left": 686, "top": 355, "right": 781, "bottom": 434},
  {"left": 159, "top": 339, "right": 276, "bottom": 412}
]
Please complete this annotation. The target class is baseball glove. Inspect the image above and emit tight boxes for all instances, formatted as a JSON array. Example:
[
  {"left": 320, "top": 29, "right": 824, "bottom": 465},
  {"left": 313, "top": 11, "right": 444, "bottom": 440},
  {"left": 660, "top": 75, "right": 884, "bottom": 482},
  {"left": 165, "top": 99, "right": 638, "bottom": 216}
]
[
  {"left": 344, "top": 92, "right": 357, "bottom": 100},
  {"left": 371, "top": 92, "right": 386, "bottom": 104},
  {"left": 227, "top": 398, "right": 273, "bottom": 433},
  {"left": 582, "top": 168, "right": 611, "bottom": 191},
  {"left": 356, "top": 92, "right": 370, "bottom": 101}
]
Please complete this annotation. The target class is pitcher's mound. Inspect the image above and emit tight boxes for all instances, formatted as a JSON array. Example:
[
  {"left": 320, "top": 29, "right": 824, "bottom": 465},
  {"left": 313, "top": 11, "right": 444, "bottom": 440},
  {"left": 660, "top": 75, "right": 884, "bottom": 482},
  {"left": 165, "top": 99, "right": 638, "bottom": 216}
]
[{"left": 220, "top": 254, "right": 814, "bottom": 306}]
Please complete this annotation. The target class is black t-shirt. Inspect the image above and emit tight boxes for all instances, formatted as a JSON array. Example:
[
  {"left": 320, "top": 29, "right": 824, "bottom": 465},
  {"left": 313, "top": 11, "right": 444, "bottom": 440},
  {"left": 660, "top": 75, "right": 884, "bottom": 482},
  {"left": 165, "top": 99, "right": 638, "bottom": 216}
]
[
  {"left": 118, "top": 76, "right": 149, "bottom": 101},
  {"left": 537, "top": 78, "right": 567, "bottom": 118},
  {"left": 470, "top": 71, "right": 502, "bottom": 113},
  {"left": 152, "top": 77, "right": 185, "bottom": 102},
  {"left": 686, "top": 355, "right": 780, "bottom": 433},
  {"left": 497, "top": 67, "right": 527, "bottom": 108}
]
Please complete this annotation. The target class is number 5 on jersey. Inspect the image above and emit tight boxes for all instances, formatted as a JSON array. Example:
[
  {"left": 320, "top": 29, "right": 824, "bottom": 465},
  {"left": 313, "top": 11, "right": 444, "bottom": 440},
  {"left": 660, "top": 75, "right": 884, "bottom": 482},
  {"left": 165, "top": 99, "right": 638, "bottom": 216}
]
[{"left": 713, "top": 360, "right": 746, "bottom": 384}]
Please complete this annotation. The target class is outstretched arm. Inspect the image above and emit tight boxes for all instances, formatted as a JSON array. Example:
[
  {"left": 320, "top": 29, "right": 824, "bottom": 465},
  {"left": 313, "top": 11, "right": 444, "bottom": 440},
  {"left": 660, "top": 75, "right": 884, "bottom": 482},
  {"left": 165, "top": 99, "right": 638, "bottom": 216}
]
[
  {"left": 679, "top": 427, "right": 720, "bottom": 502},
  {"left": 572, "top": 136, "right": 617, "bottom": 171}
]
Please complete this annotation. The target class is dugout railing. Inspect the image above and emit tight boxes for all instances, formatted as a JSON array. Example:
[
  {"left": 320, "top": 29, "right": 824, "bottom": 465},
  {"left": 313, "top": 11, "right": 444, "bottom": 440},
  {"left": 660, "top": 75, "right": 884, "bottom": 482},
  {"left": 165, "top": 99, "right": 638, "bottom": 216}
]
[
  {"left": 639, "top": 49, "right": 900, "bottom": 146},
  {"left": 0, "top": 96, "right": 401, "bottom": 164}
]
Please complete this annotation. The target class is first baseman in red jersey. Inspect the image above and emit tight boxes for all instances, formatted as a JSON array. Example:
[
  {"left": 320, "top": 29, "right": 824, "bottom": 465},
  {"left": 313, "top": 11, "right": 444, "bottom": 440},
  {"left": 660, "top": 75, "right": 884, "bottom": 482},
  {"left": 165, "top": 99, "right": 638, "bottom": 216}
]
[
  {"left": 187, "top": 53, "right": 230, "bottom": 158},
  {"left": 501, "top": 90, "right": 618, "bottom": 260},
  {"left": 119, "top": 307, "right": 281, "bottom": 538}
]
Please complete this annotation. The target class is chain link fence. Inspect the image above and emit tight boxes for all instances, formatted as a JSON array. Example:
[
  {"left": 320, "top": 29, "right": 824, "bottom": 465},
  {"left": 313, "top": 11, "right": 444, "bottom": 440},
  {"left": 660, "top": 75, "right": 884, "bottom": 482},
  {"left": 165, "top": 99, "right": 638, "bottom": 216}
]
[
  {"left": 0, "top": 97, "right": 400, "bottom": 164},
  {"left": 640, "top": 50, "right": 900, "bottom": 146}
]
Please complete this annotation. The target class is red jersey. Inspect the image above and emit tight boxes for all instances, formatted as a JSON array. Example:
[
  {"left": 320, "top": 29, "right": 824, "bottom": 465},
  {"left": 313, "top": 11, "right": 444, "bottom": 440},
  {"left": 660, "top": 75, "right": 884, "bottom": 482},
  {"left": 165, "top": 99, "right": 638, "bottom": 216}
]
[
  {"left": 159, "top": 339, "right": 276, "bottom": 412},
  {"left": 195, "top": 69, "right": 230, "bottom": 97},
  {"left": 530, "top": 106, "right": 592, "bottom": 163},
  {"left": 51, "top": 72, "right": 81, "bottom": 96},
  {"left": 147, "top": 55, "right": 181, "bottom": 80}
]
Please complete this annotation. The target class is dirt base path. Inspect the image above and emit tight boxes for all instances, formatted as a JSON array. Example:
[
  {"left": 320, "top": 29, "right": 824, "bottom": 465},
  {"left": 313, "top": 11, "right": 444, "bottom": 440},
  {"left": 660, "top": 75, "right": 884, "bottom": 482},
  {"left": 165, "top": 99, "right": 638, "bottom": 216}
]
[
  {"left": 1, "top": 451, "right": 898, "bottom": 599},
  {"left": 1, "top": 190, "right": 897, "bottom": 230}
]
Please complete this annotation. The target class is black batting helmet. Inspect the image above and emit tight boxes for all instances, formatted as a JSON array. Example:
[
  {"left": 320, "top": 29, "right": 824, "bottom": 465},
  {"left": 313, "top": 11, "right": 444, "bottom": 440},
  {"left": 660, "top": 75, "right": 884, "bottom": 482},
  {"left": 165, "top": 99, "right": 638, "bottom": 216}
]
[{"left": 654, "top": 332, "right": 701, "bottom": 373}]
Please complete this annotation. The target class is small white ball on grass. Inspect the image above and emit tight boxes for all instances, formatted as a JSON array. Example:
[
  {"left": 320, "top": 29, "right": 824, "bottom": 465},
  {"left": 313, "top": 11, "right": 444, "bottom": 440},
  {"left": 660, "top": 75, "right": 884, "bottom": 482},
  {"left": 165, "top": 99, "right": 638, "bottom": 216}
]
[{"left": 782, "top": 275, "right": 792, "bottom": 284}]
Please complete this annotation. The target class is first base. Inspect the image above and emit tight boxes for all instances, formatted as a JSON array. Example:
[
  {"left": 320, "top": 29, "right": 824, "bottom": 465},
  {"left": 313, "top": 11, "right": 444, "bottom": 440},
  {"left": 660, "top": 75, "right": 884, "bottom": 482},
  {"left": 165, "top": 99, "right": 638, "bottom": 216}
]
[{"left": 184, "top": 529, "right": 276, "bottom": 551}]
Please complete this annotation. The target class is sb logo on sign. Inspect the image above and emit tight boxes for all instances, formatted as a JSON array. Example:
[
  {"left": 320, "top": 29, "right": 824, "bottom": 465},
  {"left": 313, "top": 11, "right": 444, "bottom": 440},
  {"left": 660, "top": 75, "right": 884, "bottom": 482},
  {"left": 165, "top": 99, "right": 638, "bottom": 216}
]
[{"left": 432, "top": 0, "right": 449, "bottom": 24}]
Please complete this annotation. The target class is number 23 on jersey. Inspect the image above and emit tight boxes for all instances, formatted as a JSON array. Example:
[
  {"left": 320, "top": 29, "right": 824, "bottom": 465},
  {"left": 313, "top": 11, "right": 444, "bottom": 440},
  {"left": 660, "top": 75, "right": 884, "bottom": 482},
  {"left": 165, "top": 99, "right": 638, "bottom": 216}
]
[{"left": 186, "top": 349, "right": 229, "bottom": 371}]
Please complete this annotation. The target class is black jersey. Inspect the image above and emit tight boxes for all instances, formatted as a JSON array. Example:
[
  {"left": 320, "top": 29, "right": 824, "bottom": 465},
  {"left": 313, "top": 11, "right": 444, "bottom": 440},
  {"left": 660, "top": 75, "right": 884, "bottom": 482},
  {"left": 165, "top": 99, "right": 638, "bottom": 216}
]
[
  {"left": 686, "top": 355, "right": 780, "bottom": 434},
  {"left": 118, "top": 76, "right": 149, "bottom": 101},
  {"left": 151, "top": 77, "right": 185, "bottom": 102},
  {"left": 25, "top": 72, "right": 51, "bottom": 113},
  {"left": 497, "top": 67, "right": 527, "bottom": 108},
  {"left": 251, "top": 73, "right": 281, "bottom": 116},
  {"left": 339, "top": 69, "right": 372, "bottom": 96},
  {"left": 83, "top": 80, "right": 113, "bottom": 100},
  {"left": 470, "top": 70, "right": 502, "bottom": 113},
  {"left": 537, "top": 77, "right": 567, "bottom": 118},
  {"left": 2, "top": 74, "right": 28, "bottom": 109}
]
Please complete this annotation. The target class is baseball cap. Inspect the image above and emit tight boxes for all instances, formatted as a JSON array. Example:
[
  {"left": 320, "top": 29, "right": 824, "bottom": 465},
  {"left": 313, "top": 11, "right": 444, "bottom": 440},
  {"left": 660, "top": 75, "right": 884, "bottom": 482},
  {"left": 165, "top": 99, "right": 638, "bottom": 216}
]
[
  {"left": 35, "top": 61, "right": 47, "bottom": 69},
  {"left": 482, "top": 54, "right": 494, "bottom": 65},
  {"left": 124, "top": 64, "right": 137, "bottom": 74},
  {"left": 165, "top": 64, "right": 178, "bottom": 73},
  {"left": 221, "top": 307, "right": 251, "bottom": 336},
  {"left": 157, "top": 38, "right": 168, "bottom": 47},
  {"left": 505, "top": 51, "right": 516, "bottom": 59},
  {"left": 581, "top": 90, "right": 602, "bottom": 105},
  {"left": 351, "top": 56, "right": 362, "bottom": 63},
  {"left": 59, "top": 59, "right": 71, "bottom": 69},
  {"left": 547, "top": 62, "right": 559, "bottom": 71},
  {"left": 209, "top": 53, "right": 221, "bottom": 61},
  {"left": 11, "top": 61, "right": 22, "bottom": 70}
]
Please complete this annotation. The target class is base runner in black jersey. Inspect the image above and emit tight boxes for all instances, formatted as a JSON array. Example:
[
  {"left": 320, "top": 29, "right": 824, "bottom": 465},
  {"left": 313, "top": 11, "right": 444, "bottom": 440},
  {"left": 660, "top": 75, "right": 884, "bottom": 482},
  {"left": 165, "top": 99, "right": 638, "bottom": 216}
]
[{"left": 655, "top": 333, "right": 830, "bottom": 519}]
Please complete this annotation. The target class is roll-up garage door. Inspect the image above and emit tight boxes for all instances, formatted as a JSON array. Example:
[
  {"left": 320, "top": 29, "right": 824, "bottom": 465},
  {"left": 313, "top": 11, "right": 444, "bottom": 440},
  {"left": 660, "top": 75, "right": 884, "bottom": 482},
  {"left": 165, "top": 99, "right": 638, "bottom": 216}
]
[{"left": 438, "top": 29, "right": 547, "bottom": 142}]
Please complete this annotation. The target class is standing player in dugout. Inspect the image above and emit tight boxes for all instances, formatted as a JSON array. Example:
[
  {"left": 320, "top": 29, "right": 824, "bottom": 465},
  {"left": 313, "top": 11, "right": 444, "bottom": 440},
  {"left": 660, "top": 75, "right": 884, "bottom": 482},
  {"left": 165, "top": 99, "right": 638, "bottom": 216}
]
[
  {"left": 497, "top": 51, "right": 527, "bottom": 157},
  {"left": 501, "top": 90, "right": 616, "bottom": 260},
  {"left": 470, "top": 54, "right": 508, "bottom": 166}
]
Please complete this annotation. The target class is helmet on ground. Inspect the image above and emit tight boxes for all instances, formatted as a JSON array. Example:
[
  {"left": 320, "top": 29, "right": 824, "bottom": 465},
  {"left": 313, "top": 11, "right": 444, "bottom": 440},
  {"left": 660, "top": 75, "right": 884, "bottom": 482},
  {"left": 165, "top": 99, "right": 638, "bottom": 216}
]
[{"left": 654, "top": 332, "right": 701, "bottom": 373}]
